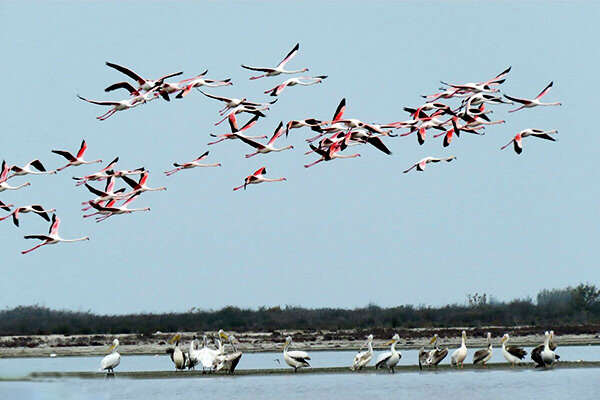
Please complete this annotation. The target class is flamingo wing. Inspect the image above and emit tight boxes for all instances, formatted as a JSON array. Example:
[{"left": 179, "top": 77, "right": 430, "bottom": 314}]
[
  {"left": 234, "top": 134, "right": 264, "bottom": 150},
  {"left": 106, "top": 62, "right": 145, "bottom": 85},
  {"left": 76, "top": 140, "right": 88, "bottom": 158},
  {"left": 253, "top": 167, "right": 266, "bottom": 176},
  {"left": 503, "top": 94, "right": 531, "bottom": 105},
  {"left": 277, "top": 43, "right": 300, "bottom": 68},
  {"left": 241, "top": 65, "right": 273, "bottom": 73},
  {"left": 48, "top": 214, "right": 60, "bottom": 235},
  {"left": 77, "top": 95, "right": 120, "bottom": 106},
  {"left": 535, "top": 81, "right": 554, "bottom": 100},
  {"left": 51, "top": 150, "right": 77, "bottom": 162},
  {"left": 332, "top": 98, "right": 346, "bottom": 121},
  {"left": 267, "top": 122, "right": 285, "bottom": 145},
  {"left": 104, "top": 81, "right": 138, "bottom": 94}
]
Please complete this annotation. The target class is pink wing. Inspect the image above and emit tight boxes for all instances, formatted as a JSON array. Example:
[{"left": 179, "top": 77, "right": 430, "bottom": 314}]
[
  {"left": 49, "top": 214, "right": 60, "bottom": 236},
  {"left": 277, "top": 43, "right": 300, "bottom": 68},
  {"left": 77, "top": 140, "right": 88, "bottom": 158},
  {"left": 267, "top": 122, "right": 285, "bottom": 145},
  {"left": 535, "top": 81, "right": 553, "bottom": 100},
  {"left": 332, "top": 98, "right": 346, "bottom": 122},
  {"left": 253, "top": 167, "right": 266, "bottom": 176}
]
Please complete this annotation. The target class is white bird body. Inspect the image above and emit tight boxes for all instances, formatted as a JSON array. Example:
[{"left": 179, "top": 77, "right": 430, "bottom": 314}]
[
  {"left": 505, "top": 81, "right": 561, "bottom": 112},
  {"left": 375, "top": 334, "right": 401, "bottom": 373},
  {"left": 541, "top": 331, "right": 558, "bottom": 366},
  {"left": 351, "top": 334, "right": 373, "bottom": 371},
  {"left": 100, "top": 339, "right": 120, "bottom": 373},
  {"left": 500, "top": 333, "right": 527, "bottom": 367},
  {"left": 451, "top": 331, "right": 468, "bottom": 368},
  {"left": 265, "top": 76, "right": 327, "bottom": 96},
  {"left": 8, "top": 159, "right": 55, "bottom": 179},
  {"left": 21, "top": 214, "right": 89, "bottom": 254},
  {"left": 403, "top": 156, "right": 456, "bottom": 173},
  {"left": 242, "top": 43, "right": 308, "bottom": 80},
  {"left": 282, "top": 336, "right": 310, "bottom": 372}
]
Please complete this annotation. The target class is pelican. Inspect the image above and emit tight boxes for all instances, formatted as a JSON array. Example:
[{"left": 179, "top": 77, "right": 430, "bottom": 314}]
[
  {"left": 351, "top": 334, "right": 374, "bottom": 371},
  {"left": 188, "top": 336, "right": 202, "bottom": 370},
  {"left": 418, "top": 334, "right": 448, "bottom": 370},
  {"left": 199, "top": 333, "right": 224, "bottom": 371},
  {"left": 166, "top": 333, "right": 187, "bottom": 371},
  {"left": 213, "top": 331, "right": 243, "bottom": 374},
  {"left": 99, "top": 339, "right": 120, "bottom": 374},
  {"left": 451, "top": 331, "right": 468, "bottom": 368},
  {"left": 473, "top": 332, "right": 493, "bottom": 368},
  {"left": 282, "top": 336, "right": 310, "bottom": 372},
  {"left": 531, "top": 331, "right": 558, "bottom": 368},
  {"left": 500, "top": 333, "right": 527, "bottom": 368},
  {"left": 375, "top": 333, "right": 401, "bottom": 373}
]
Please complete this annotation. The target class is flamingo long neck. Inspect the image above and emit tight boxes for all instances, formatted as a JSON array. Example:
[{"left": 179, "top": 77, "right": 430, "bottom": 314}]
[
  {"left": 264, "top": 178, "right": 285, "bottom": 182},
  {"left": 60, "top": 237, "right": 88, "bottom": 243},
  {"left": 334, "top": 153, "right": 360, "bottom": 159},
  {"left": 282, "top": 69, "right": 306, "bottom": 74},
  {"left": 274, "top": 146, "right": 293, "bottom": 152}
]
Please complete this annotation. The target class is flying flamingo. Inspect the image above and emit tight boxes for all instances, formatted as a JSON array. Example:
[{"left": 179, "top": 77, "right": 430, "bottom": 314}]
[
  {"left": 214, "top": 105, "right": 268, "bottom": 126},
  {"left": 84, "top": 193, "right": 150, "bottom": 223},
  {"left": 441, "top": 66, "right": 511, "bottom": 94},
  {"left": 285, "top": 119, "right": 323, "bottom": 137},
  {"left": 105, "top": 167, "right": 145, "bottom": 179},
  {"left": 21, "top": 214, "right": 89, "bottom": 255},
  {"left": 504, "top": 82, "right": 562, "bottom": 113},
  {"left": 432, "top": 118, "right": 484, "bottom": 147},
  {"left": 208, "top": 114, "right": 264, "bottom": 145},
  {"left": 77, "top": 95, "right": 144, "bottom": 121},
  {"left": 0, "top": 205, "right": 55, "bottom": 227},
  {"left": 241, "top": 43, "right": 308, "bottom": 80},
  {"left": 175, "top": 77, "right": 233, "bottom": 99},
  {"left": 199, "top": 90, "right": 277, "bottom": 115},
  {"left": 72, "top": 157, "right": 119, "bottom": 186},
  {"left": 304, "top": 141, "right": 361, "bottom": 168},
  {"left": 233, "top": 167, "right": 286, "bottom": 191},
  {"left": 8, "top": 160, "right": 55, "bottom": 179},
  {"left": 234, "top": 122, "right": 294, "bottom": 158},
  {"left": 105, "top": 61, "right": 183, "bottom": 92},
  {"left": 81, "top": 177, "right": 128, "bottom": 211},
  {"left": 52, "top": 140, "right": 102, "bottom": 172},
  {"left": 121, "top": 171, "right": 166, "bottom": 194},
  {"left": 421, "top": 87, "right": 470, "bottom": 101},
  {"left": 0, "top": 161, "right": 30, "bottom": 192},
  {"left": 500, "top": 129, "right": 558, "bottom": 154},
  {"left": 403, "top": 156, "right": 457, "bottom": 173},
  {"left": 264, "top": 76, "right": 327, "bottom": 97},
  {"left": 306, "top": 98, "right": 346, "bottom": 142},
  {"left": 164, "top": 151, "right": 221, "bottom": 176}
]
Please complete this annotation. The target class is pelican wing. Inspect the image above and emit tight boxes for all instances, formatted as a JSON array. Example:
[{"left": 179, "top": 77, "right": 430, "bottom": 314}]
[
  {"left": 473, "top": 348, "right": 491, "bottom": 364},
  {"left": 430, "top": 347, "right": 448, "bottom": 365},
  {"left": 287, "top": 350, "right": 310, "bottom": 363},
  {"left": 506, "top": 346, "right": 527, "bottom": 360},
  {"left": 375, "top": 351, "right": 392, "bottom": 368}
]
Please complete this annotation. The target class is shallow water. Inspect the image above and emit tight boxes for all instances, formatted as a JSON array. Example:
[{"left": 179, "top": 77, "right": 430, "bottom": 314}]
[
  {"left": 1, "top": 345, "right": 599, "bottom": 378},
  {"left": 2, "top": 368, "right": 600, "bottom": 400}
]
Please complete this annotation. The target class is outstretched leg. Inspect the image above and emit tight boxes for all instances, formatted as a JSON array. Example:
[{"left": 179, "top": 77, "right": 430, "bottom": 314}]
[{"left": 22, "top": 242, "right": 47, "bottom": 254}]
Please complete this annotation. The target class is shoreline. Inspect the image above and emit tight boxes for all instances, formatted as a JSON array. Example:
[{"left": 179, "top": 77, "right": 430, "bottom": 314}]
[{"left": 2, "top": 328, "right": 600, "bottom": 358}]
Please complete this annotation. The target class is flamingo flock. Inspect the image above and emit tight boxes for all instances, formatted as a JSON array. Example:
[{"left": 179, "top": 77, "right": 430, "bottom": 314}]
[{"left": 1, "top": 43, "right": 561, "bottom": 254}]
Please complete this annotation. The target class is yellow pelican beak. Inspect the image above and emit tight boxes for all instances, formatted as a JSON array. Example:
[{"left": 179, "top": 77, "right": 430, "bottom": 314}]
[
  {"left": 105, "top": 343, "right": 116, "bottom": 353},
  {"left": 219, "top": 331, "right": 230, "bottom": 340},
  {"left": 384, "top": 339, "right": 396, "bottom": 345},
  {"left": 429, "top": 336, "right": 436, "bottom": 344},
  {"left": 168, "top": 333, "right": 181, "bottom": 344}
]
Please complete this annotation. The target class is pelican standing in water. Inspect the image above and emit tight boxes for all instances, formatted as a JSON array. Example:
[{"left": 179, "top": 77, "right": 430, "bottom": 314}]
[
  {"left": 166, "top": 333, "right": 187, "bottom": 371},
  {"left": 375, "top": 334, "right": 401, "bottom": 373},
  {"left": 451, "top": 331, "right": 468, "bottom": 368},
  {"left": 99, "top": 339, "right": 120, "bottom": 375},
  {"left": 282, "top": 336, "right": 310, "bottom": 372},
  {"left": 500, "top": 334, "right": 527, "bottom": 368},
  {"left": 532, "top": 331, "right": 559, "bottom": 368},
  {"left": 473, "top": 332, "right": 493, "bottom": 368},
  {"left": 213, "top": 331, "right": 243, "bottom": 374},
  {"left": 419, "top": 334, "right": 448, "bottom": 370},
  {"left": 351, "top": 334, "right": 374, "bottom": 371}
]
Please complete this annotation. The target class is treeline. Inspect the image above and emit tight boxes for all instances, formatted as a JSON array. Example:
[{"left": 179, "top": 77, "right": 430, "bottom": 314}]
[{"left": 1, "top": 284, "right": 599, "bottom": 336}]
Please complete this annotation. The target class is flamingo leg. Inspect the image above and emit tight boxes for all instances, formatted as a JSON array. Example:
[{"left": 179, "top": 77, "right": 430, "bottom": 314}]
[
  {"left": 96, "top": 108, "right": 115, "bottom": 120},
  {"left": 22, "top": 242, "right": 47, "bottom": 255},
  {"left": 214, "top": 114, "right": 230, "bottom": 126},
  {"left": 245, "top": 152, "right": 259, "bottom": 159},
  {"left": 207, "top": 137, "right": 227, "bottom": 145},
  {"left": 304, "top": 158, "right": 324, "bottom": 168},
  {"left": 508, "top": 105, "right": 526, "bottom": 113},
  {"left": 249, "top": 75, "right": 265, "bottom": 80}
]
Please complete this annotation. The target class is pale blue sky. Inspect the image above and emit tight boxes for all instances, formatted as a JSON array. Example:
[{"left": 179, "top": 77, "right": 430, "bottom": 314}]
[{"left": 0, "top": 2, "right": 598, "bottom": 314}]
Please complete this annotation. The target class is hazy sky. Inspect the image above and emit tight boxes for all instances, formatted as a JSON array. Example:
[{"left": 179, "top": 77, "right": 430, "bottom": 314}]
[{"left": 1, "top": 2, "right": 598, "bottom": 314}]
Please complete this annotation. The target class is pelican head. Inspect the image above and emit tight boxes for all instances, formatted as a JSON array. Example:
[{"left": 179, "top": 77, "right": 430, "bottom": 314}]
[
  {"left": 168, "top": 333, "right": 181, "bottom": 345},
  {"left": 385, "top": 333, "right": 400, "bottom": 345},
  {"left": 486, "top": 332, "right": 492, "bottom": 341},
  {"left": 500, "top": 333, "right": 509, "bottom": 344},
  {"left": 429, "top": 334, "right": 439, "bottom": 345},
  {"left": 219, "top": 330, "right": 229, "bottom": 341},
  {"left": 106, "top": 338, "right": 119, "bottom": 353},
  {"left": 461, "top": 331, "right": 467, "bottom": 341},
  {"left": 282, "top": 336, "right": 292, "bottom": 350}
]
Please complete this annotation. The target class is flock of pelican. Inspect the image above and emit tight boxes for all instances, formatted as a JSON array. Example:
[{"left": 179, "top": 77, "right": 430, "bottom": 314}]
[
  {"left": 98, "top": 331, "right": 560, "bottom": 375},
  {"left": 1, "top": 43, "right": 561, "bottom": 254}
]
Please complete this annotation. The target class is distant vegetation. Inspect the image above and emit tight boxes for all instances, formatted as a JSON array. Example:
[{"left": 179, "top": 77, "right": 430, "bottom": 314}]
[{"left": 1, "top": 284, "right": 599, "bottom": 336}]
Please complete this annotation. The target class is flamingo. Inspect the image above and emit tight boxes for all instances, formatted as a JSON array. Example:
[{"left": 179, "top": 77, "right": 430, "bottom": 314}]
[
  {"left": 500, "top": 129, "right": 558, "bottom": 154},
  {"left": 77, "top": 95, "right": 144, "bottom": 121},
  {"left": 120, "top": 171, "right": 166, "bottom": 195},
  {"left": 0, "top": 200, "right": 13, "bottom": 212},
  {"left": 72, "top": 157, "right": 119, "bottom": 186},
  {"left": 175, "top": 77, "right": 233, "bottom": 99},
  {"left": 164, "top": 151, "right": 221, "bottom": 176},
  {"left": 504, "top": 81, "right": 562, "bottom": 112},
  {"left": 421, "top": 87, "right": 471, "bottom": 101},
  {"left": 52, "top": 140, "right": 102, "bottom": 172},
  {"left": 306, "top": 98, "right": 347, "bottom": 142},
  {"left": 214, "top": 105, "right": 268, "bottom": 126},
  {"left": 8, "top": 160, "right": 55, "bottom": 179},
  {"left": 432, "top": 118, "right": 484, "bottom": 147},
  {"left": 403, "top": 156, "right": 457, "bottom": 173},
  {"left": 199, "top": 90, "right": 277, "bottom": 115},
  {"left": 84, "top": 193, "right": 150, "bottom": 223},
  {"left": 264, "top": 76, "right": 327, "bottom": 97},
  {"left": 0, "top": 205, "right": 55, "bottom": 227},
  {"left": 234, "top": 122, "right": 294, "bottom": 158},
  {"left": 0, "top": 161, "right": 30, "bottom": 192},
  {"left": 81, "top": 177, "right": 128, "bottom": 211},
  {"left": 233, "top": 167, "right": 286, "bottom": 191},
  {"left": 208, "top": 114, "right": 264, "bottom": 145},
  {"left": 346, "top": 129, "right": 392, "bottom": 155},
  {"left": 151, "top": 71, "right": 208, "bottom": 101},
  {"left": 105, "top": 167, "right": 145, "bottom": 179},
  {"left": 285, "top": 119, "right": 323, "bottom": 137},
  {"left": 241, "top": 43, "right": 308, "bottom": 80},
  {"left": 304, "top": 140, "right": 360, "bottom": 168},
  {"left": 105, "top": 61, "right": 183, "bottom": 92},
  {"left": 441, "top": 66, "right": 511, "bottom": 94},
  {"left": 21, "top": 214, "right": 89, "bottom": 254}
]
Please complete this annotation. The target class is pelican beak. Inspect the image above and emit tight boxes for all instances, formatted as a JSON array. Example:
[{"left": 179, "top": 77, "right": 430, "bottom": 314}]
[
  {"left": 219, "top": 331, "right": 229, "bottom": 340},
  {"left": 384, "top": 339, "right": 395, "bottom": 345},
  {"left": 429, "top": 337, "right": 436, "bottom": 344},
  {"left": 106, "top": 343, "right": 116, "bottom": 353},
  {"left": 500, "top": 336, "right": 508, "bottom": 344},
  {"left": 168, "top": 334, "right": 181, "bottom": 344}
]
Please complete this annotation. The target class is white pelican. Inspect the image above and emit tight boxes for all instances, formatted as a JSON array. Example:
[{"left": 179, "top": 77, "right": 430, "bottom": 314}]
[
  {"left": 500, "top": 333, "right": 527, "bottom": 368},
  {"left": 451, "top": 331, "right": 468, "bottom": 368},
  {"left": 166, "top": 333, "right": 187, "bottom": 371},
  {"left": 188, "top": 336, "right": 202, "bottom": 370},
  {"left": 351, "top": 334, "right": 374, "bottom": 371},
  {"left": 531, "top": 331, "right": 558, "bottom": 367},
  {"left": 419, "top": 334, "right": 448, "bottom": 370},
  {"left": 472, "top": 332, "right": 493, "bottom": 368},
  {"left": 199, "top": 333, "right": 224, "bottom": 371},
  {"left": 213, "top": 331, "right": 242, "bottom": 374},
  {"left": 541, "top": 331, "right": 559, "bottom": 367},
  {"left": 99, "top": 339, "right": 120, "bottom": 374},
  {"left": 282, "top": 336, "right": 310, "bottom": 372},
  {"left": 375, "top": 334, "right": 401, "bottom": 373}
]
